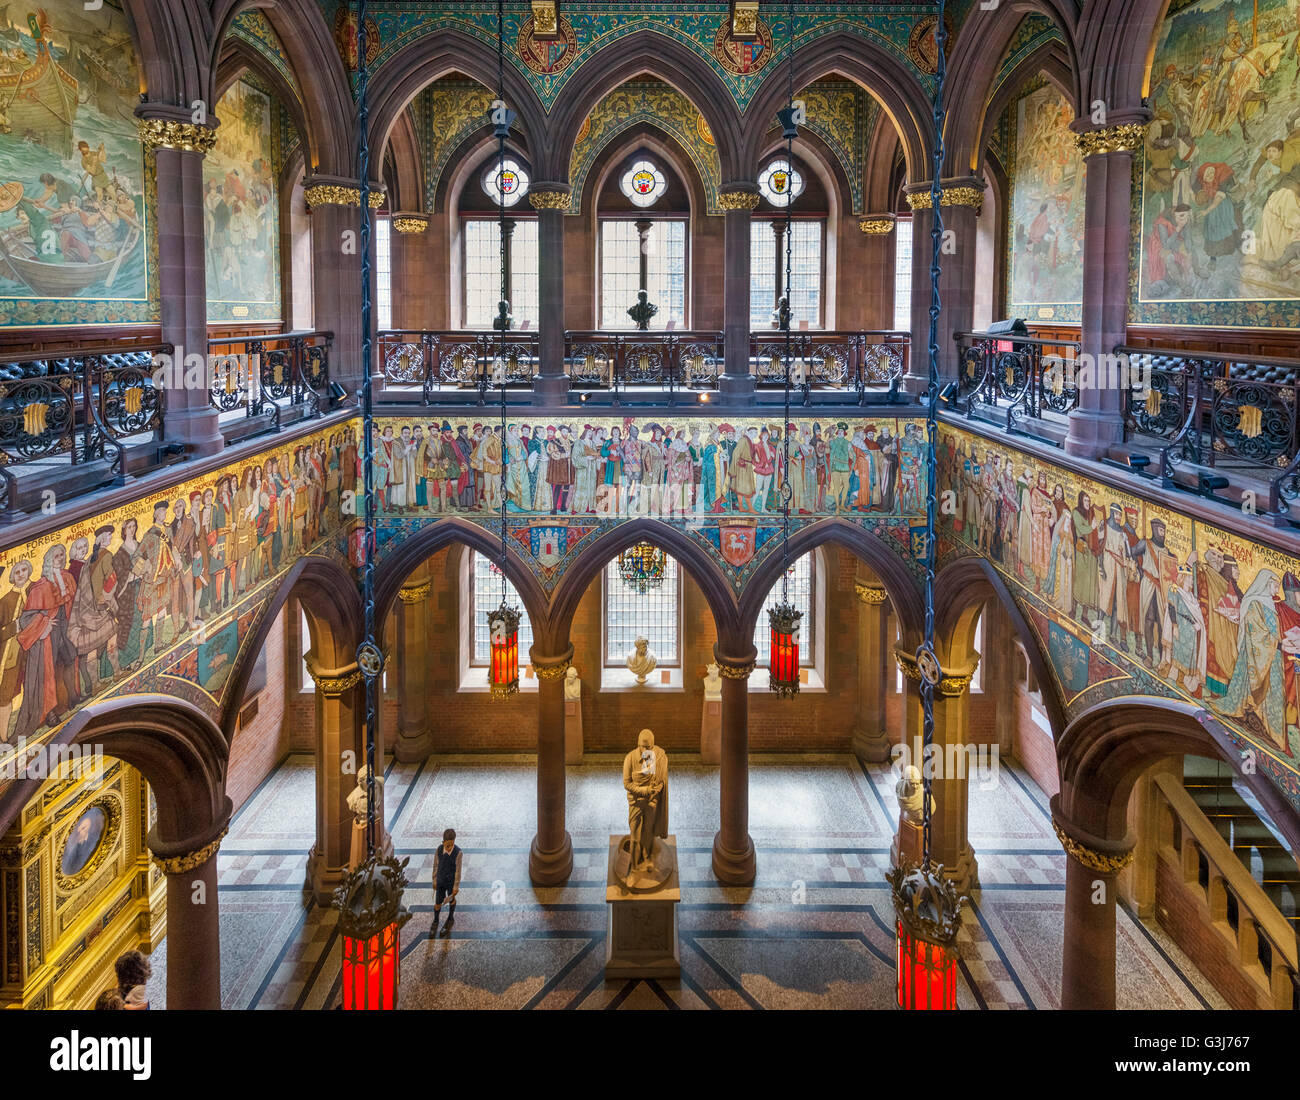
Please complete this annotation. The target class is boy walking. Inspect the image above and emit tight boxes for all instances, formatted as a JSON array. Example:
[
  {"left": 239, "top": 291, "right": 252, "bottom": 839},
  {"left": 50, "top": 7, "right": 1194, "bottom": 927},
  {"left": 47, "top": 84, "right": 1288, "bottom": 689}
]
[{"left": 433, "top": 828, "right": 462, "bottom": 929}]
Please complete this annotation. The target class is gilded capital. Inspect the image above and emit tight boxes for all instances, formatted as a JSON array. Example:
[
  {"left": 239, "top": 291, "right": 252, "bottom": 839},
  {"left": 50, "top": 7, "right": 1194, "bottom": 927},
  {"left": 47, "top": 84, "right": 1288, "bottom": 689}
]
[
  {"left": 717, "top": 190, "right": 761, "bottom": 212},
  {"left": 859, "top": 217, "right": 895, "bottom": 235},
  {"left": 304, "top": 184, "right": 386, "bottom": 209},
  {"left": 152, "top": 828, "right": 227, "bottom": 875},
  {"left": 536, "top": 661, "right": 570, "bottom": 681},
  {"left": 1052, "top": 820, "right": 1134, "bottom": 873},
  {"left": 305, "top": 662, "right": 363, "bottom": 695},
  {"left": 1073, "top": 123, "right": 1146, "bottom": 158},
  {"left": 528, "top": 189, "right": 571, "bottom": 211},
  {"left": 905, "top": 186, "right": 984, "bottom": 215},
  {"left": 854, "top": 581, "right": 888, "bottom": 605},
  {"left": 397, "top": 581, "right": 432, "bottom": 603},
  {"left": 391, "top": 214, "right": 430, "bottom": 234},
  {"left": 718, "top": 660, "right": 756, "bottom": 679},
  {"left": 137, "top": 118, "right": 218, "bottom": 154}
]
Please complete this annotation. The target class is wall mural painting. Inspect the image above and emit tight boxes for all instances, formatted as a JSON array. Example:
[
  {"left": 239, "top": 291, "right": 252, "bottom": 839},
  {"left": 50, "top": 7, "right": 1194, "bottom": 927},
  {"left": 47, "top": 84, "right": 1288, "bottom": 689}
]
[
  {"left": 939, "top": 424, "right": 1300, "bottom": 810},
  {"left": 370, "top": 415, "right": 930, "bottom": 590},
  {"left": 1139, "top": 0, "right": 1300, "bottom": 327},
  {"left": 205, "top": 78, "right": 281, "bottom": 322},
  {"left": 1008, "top": 81, "right": 1084, "bottom": 322},
  {"left": 0, "top": 1, "right": 149, "bottom": 328},
  {"left": 0, "top": 425, "right": 359, "bottom": 771}
]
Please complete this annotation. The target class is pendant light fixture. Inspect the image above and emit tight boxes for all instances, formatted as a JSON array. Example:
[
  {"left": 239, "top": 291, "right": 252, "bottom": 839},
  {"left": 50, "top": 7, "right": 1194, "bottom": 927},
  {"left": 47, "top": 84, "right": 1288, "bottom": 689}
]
[
  {"left": 487, "top": 0, "right": 521, "bottom": 700},
  {"left": 887, "top": 0, "right": 963, "bottom": 1010},
  {"left": 334, "top": 0, "right": 412, "bottom": 1009},
  {"left": 768, "top": 0, "right": 801, "bottom": 699}
]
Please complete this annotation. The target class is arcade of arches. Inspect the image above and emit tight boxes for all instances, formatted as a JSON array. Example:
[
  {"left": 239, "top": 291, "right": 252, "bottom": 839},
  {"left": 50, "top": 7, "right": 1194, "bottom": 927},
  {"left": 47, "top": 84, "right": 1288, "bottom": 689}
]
[{"left": 0, "top": 0, "right": 1296, "bottom": 1015}]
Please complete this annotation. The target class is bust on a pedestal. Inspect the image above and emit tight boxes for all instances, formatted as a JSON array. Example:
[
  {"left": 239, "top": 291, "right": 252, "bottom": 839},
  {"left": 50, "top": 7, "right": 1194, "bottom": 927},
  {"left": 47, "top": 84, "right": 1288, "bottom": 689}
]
[
  {"left": 564, "top": 665, "right": 583, "bottom": 764},
  {"left": 626, "top": 636, "right": 657, "bottom": 684},
  {"left": 700, "top": 661, "right": 722, "bottom": 764},
  {"left": 346, "top": 765, "right": 394, "bottom": 868},
  {"left": 606, "top": 729, "right": 680, "bottom": 978},
  {"left": 890, "top": 764, "right": 934, "bottom": 869}
]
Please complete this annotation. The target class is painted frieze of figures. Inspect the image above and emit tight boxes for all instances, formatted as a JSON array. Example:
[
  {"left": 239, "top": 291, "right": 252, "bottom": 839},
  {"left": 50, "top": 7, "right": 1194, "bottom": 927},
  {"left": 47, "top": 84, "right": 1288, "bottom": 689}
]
[
  {"left": 940, "top": 425, "right": 1300, "bottom": 803},
  {"left": 369, "top": 416, "right": 928, "bottom": 519},
  {"left": 0, "top": 425, "right": 358, "bottom": 747}
]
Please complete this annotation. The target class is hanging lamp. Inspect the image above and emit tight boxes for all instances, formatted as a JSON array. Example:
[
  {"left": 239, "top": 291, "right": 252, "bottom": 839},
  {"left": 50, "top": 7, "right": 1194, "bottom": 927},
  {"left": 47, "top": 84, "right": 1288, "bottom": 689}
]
[
  {"left": 888, "top": 0, "right": 963, "bottom": 1010},
  {"left": 767, "top": 0, "right": 800, "bottom": 698},
  {"left": 486, "top": 0, "right": 521, "bottom": 700},
  {"left": 334, "top": 0, "right": 412, "bottom": 1009},
  {"left": 617, "top": 542, "right": 667, "bottom": 594}
]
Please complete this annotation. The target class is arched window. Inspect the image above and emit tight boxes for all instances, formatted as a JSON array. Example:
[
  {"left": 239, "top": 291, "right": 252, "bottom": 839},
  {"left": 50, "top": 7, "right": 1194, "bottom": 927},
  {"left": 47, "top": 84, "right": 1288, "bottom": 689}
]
[
  {"left": 469, "top": 551, "right": 535, "bottom": 668},
  {"left": 599, "top": 153, "right": 688, "bottom": 328},
  {"left": 462, "top": 154, "right": 539, "bottom": 328},
  {"left": 604, "top": 553, "right": 680, "bottom": 667},
  {"left": 750, "top": 154, "right": 823, "bottom": 328},
  {"left": 752, "top": 552, "right": 815, "bottom": 666}
]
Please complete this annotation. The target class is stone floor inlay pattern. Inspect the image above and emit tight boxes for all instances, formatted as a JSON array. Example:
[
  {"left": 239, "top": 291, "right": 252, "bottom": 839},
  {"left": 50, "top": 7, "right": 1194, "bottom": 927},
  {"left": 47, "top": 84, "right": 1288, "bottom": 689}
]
[{"left": 144, "top": 752, "right": 1225, "bottom": 1010}]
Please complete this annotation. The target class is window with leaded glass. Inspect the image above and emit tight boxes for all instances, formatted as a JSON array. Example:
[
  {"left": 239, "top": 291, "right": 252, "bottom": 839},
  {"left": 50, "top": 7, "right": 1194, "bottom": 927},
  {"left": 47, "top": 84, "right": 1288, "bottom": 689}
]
[
  {"left": 752, "top": 553, "right": 815, "bottom": 666},
  {"left": 599, "top": 219, "right": 687, "bottom": 329},
  {"left": 470, "top": 551, "right": 535, "bottom": 667},
  {"left": 603, "top": 554, "right": 680, "bottom": 667},
  {"left": 464, "top": 219, "right": 539, "bottom": 329}
]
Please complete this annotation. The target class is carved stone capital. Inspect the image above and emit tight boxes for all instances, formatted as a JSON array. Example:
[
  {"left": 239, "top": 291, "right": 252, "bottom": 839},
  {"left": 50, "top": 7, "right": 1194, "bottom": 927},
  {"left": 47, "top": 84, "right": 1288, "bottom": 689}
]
[
  {"left": 893, "top": 648, "right": 977, "bottom": 696},
  {"left": 391, "top": 212, "right": 429, "bottom": 234},
  {"left": 854, "top": 581, "right": 888, "bottom": 605},
  {"left": 530, "top": 644, "right": 575, "bottom": 680},
  {"left": 717, "top": 189, "right": 761, "bottom": 212},
  {"left": 1073, "top": 123, "right": 1146, "bottom": 158},
  {"left": 906, "top": 185, "right": 984, "bottom": 215},
  {"left": 859, "top": 216, "right": 895, "bottom": 235},
  {"left": 304, "top": 183, "right": 386, "bottom": 209},
  {"left": 152, "top": 827, "right": 227, "bottom": 875},
  {"left": 137, "top": 118, "right": 218, "bottom": 154},
  {"left": 397, "top": 581, "right": 432, "bottom": 604},
  {"left": 1052, "top": 819, "right": 1134, "bottom": 873},
  {"left": 304, "top": 658, "right": 363, "bottom": 696},
  {"left": 528, "top": 189, "right": 571, "bottom": 211}
]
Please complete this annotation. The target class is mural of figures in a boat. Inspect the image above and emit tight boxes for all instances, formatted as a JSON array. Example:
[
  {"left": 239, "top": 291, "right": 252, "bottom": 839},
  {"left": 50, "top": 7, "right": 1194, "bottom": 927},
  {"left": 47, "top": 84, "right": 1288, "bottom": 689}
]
[{"left": 0, "top": 2, "right": 147, "bottom": 327}]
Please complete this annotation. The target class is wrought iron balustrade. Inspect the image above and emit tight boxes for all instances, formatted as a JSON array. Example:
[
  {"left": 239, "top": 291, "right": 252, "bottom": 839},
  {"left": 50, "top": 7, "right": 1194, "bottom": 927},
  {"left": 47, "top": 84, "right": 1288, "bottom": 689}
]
[
  {"left": 564, "top": 330, "right": 723, "bottom": 398},
  {"left": 378, "top": 330, "right": 539, "bottom": 402},
  {"left": 751, "top": 330, "right": 908, "bottom": 401},
  {"left": 1118, "top": 344, "right": 1300, "bottom": 516},
  {"left": 952, "top": 330, "right": 1081, "bottom": 430},
  {"left": 206, "top": 330, "right": 333, "bottom": 430}
]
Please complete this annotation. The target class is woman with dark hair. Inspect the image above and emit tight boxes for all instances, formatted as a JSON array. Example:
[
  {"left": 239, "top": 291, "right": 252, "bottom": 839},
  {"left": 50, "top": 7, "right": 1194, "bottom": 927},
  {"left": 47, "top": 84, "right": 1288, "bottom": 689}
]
[{"left": 114, "top": 950, "right": 152, "bottom": 1010}]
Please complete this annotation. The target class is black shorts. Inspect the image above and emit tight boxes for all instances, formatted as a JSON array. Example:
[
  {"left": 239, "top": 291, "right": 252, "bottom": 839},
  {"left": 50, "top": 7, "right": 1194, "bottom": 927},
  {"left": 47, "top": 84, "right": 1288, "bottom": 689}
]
[{"left": 435, "top": 884, "right": 457, "bottom": 906}]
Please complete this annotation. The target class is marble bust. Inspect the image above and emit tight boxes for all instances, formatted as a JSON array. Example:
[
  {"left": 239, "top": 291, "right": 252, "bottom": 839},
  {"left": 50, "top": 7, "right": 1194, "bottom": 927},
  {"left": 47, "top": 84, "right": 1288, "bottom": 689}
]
[
  {"left": 626, "top": 636, "right": 657, "bottom": 684},
  {"left": 347, "top": 764, "right": 384, "bottom": 821},
  {"left": 895, "top": 764, "right": 934, "bottom": 825},
  {"left": 619, "top": 729, "right": 669, "bottom": 887},
  {"left": 703, "top": 661, "right": 722, "bottom": 700},
  {"left": 564, "top": 666, "right": 581, "bottom": 700}
]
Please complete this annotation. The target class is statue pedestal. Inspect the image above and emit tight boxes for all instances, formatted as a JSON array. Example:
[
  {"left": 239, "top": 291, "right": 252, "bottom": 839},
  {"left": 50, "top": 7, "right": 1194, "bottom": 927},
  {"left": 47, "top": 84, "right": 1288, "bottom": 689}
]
[
  {"left": 605, "top": 834, "right": 680, "bottom": 979},
  {"left": 349, "top": 820, "right": 394, "bottom": 870},
  {"left": 889, "top": 819, "right": 924, "bottom": 869},
  {"left": 564, "top": 698, "right": 583, "bottom": 764},
  {"left": 700, "top": 699, "right": 721, "bottom": 764}
]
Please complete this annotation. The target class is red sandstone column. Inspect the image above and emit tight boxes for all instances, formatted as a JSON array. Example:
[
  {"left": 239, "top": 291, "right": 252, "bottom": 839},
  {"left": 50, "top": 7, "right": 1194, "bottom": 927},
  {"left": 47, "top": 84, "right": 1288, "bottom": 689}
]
[
  {"left": 712, "top": 644, "right": 757, "bottom": 885},
  {"left": 904, "top": 180, "right": 981, "bottom": 390},
  {"left": 1065, "top": 119, "right": 1149, "bottom": 459},
  {"left": 390, "top": 213, "right": 432, "bottom": 331},
  {"left": 858, "top": 216, "right": 897, "bottom": 331},
  {"left": 530, "top": 187, "right": 571, "bottom": 402},
  {"left": 1051, "top": 798, "right": 1135, "bottom": 1009},
  {"left": 719, "top": 187, "right": 759, "bottom": 400},
  {"left": 304, "top": 659, "right": 365, "bottom": 902},
  {"left": 394, "top": 571, "right": 432, "bottom": 761},
  {"left": 151, "top": 821, "right": 228, "bottom": 1010},
  {"left": 305, "top": 177, "right": 383, "bottom": 392},
  {"left": 851, "top": 579, "right": 892, "bottom": 763},
  {"left": 529, "top": 644, "right": 574, "bottom": 885},
  {"left": 137, "top": 108, "right": 223, "bottom": 458}
]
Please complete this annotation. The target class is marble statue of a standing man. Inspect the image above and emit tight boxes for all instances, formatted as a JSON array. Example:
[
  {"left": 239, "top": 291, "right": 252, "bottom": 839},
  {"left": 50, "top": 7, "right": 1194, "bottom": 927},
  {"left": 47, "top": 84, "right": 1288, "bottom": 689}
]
[{"left": 622, "top": 728, "right": 668, "bottom": 871}]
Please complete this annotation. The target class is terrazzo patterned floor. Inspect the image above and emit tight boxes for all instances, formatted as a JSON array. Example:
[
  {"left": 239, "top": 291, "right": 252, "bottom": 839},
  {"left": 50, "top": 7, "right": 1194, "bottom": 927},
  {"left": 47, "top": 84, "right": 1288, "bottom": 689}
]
[{"left": 145, "top": 752, "right": 1226, "bottom": 1010}]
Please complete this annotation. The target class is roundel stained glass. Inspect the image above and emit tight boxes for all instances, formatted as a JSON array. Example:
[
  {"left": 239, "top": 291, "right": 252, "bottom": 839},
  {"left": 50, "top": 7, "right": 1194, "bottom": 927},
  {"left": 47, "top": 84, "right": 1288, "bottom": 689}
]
[
  {"left": 481, "top": 158, "right": 530, "bottom": 207},
  {"left": 757, "top": 159, "right": 804, "bottom": 207},
  {"left": 620, "top": 159, "right": 667, "bottom": 208}
]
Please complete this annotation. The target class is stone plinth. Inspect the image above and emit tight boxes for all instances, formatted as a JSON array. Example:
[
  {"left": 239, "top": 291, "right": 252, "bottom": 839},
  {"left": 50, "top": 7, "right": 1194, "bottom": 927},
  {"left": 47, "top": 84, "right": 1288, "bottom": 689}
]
[
  {"left": 605, "top": 834, "right": 681, "bottom": 979},
  {"left": 701, "top": 698, "right": 721, "bottom": 764},
  {"left": 564, "top": 698, "right": 583, "bottom": 764}
]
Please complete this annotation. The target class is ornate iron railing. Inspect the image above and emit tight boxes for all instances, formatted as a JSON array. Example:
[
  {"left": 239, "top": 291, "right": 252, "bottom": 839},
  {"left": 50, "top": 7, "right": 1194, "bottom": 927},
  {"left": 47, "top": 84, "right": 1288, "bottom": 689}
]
[
  {"left": 564, "top": 330, "right": 723, "bottom": 398},
  {"left": 377, "top": 329, "right": 538, "bottom": 402},
  {"left": 0, "top": 343, "right": 171, "bottom": 514},
  {"left": 751, "top": 330, "right": 908, "bottom": 401},
  {"left": 952, "top": 330, "right": 1081, "bottom": 431},
  {"left": 206, "top": 330, "right": 333, "bottom": 428},
  {"left": 1118, "top": 344, "right": 1300, "bottom": 516}
]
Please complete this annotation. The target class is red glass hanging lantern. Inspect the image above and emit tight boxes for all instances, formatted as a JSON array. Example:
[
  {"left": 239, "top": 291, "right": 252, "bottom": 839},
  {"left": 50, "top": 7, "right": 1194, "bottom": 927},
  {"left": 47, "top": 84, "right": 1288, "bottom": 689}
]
[
  {"left": 334, "top": 854, "right": 412, "bottom": 1009},
  {"left": 886, "top": 859, "right": 962, "bottom": 1010},
  {"left": 767, "top": 601, "right": 802, "bottom": 697},
  {"left": 487, "top": 600, "right": 521, "bottom": 698}
]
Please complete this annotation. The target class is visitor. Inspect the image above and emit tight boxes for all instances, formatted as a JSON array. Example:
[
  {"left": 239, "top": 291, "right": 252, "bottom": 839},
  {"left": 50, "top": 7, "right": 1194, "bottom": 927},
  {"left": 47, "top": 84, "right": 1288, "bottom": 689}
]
[
  {"left": 114, "top": 949, "right": 152, "bottom": 1010},
  {"left": 433, "top": 827, "right": 462, "bottom": 931},
  {"left": 93, "top": 989, "right": 124, "bottom": 1010}
]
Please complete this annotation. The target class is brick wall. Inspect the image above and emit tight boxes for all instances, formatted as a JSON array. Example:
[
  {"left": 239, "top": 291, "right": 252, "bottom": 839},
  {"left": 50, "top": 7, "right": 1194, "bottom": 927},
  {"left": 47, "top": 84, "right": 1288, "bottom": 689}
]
[
  {"left": 1012, "top": 686, "right": 1060, "bottom": 797},
  {"left": 225, "top": 610, "right": 289, "bottom": 810}
]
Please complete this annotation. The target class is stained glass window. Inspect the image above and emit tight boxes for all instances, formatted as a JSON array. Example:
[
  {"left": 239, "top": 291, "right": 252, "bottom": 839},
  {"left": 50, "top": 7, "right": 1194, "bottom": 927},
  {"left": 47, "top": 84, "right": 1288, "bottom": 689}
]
[
  {"left": 599, "top": 220, "right": 687, "bottom": 328},
  {"left": 620, "top": 159, "right": 667, "bottom": 208},
  {"left": 757, "top": 159, "right": 804, "bottom": 207},
  {"left": 481, "top": 157, "right": 530, "bottom": 207},
  {"left": 752, "top": 553, "right": 815, "bottom": 666},
  {"left": 604, "top": 553, "right": 680, "bottom": 666},
  {"left": 470, "top": 551, "right": 535, "bottom": 667}
]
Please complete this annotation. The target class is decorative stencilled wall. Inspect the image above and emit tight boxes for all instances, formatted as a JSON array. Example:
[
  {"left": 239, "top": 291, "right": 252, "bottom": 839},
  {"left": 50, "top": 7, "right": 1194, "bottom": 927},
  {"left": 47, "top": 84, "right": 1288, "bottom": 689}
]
[
  {"left": 939, "top": 422, "right": 1300, "bottom": 812},
  {"left": 1134, "top": 0, "right": 1300, "bottom": 329},
  {"left": 322, "top": 0, "right": 977, "bottom": 104},
  {"left": 0, "top": 423, "right": 361, "bottom": 814},
  {"left": 0, "top": 1, "right": 151, "bottom": 328},
  {"left": 369, "top": 414, "right": 931, "bottom": 593}
]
